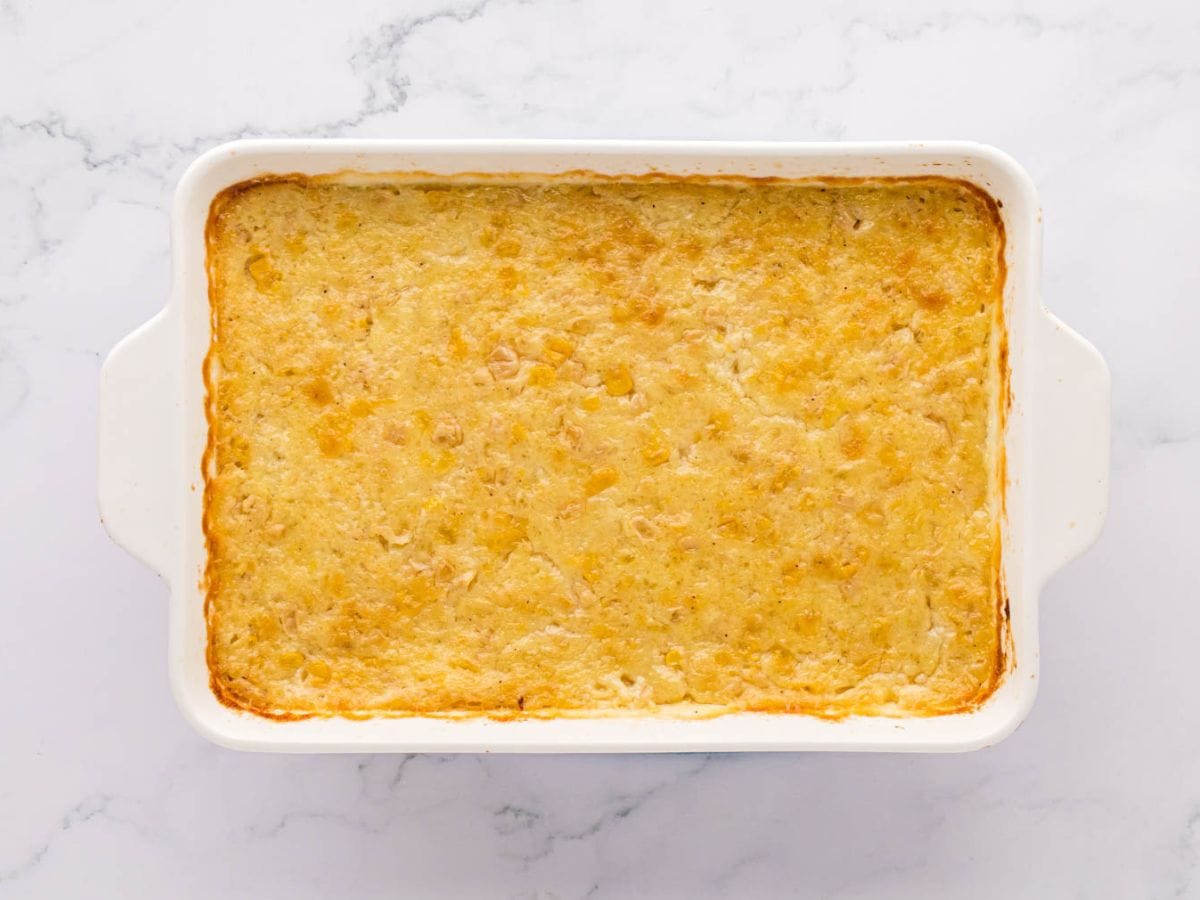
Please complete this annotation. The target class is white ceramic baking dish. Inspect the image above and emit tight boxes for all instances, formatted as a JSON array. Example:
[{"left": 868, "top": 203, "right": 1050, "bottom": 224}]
[{"left": 99, "top": 140, "right": 1108, "bottom": 753}]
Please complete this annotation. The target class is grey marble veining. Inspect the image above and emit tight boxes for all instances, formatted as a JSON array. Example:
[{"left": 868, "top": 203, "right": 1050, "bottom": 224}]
[{"left": 1, "top": 0, "right": 1198, "bottom": 897}]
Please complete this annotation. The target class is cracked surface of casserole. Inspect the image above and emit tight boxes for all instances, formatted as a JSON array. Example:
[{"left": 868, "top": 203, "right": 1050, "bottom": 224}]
[{"left": 204, "top": 175, "right": 1006, "bottom": 718}]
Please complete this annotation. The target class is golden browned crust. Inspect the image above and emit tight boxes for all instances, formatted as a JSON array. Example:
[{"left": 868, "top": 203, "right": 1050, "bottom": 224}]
[{"left": 204, "top": 173, "right": 1008, "bottom": 720}]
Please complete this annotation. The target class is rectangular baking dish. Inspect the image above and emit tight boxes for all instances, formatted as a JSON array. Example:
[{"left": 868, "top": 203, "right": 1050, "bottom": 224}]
[{"left": 99, "top": 140, "right": 1109, "bottom": 752}]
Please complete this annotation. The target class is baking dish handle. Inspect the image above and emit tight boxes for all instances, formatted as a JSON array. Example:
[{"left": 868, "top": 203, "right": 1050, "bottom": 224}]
[
  {"left": 1034, "top": 309, "right": 1111, "bottom": 584},
  {"left": 98, "top": 307, "right": 179, "bottom": 578}
]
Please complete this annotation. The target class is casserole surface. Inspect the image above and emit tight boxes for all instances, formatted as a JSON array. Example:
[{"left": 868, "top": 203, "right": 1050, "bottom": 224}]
[
  {"left": 205, "top": 175, "right": 1005, "bottom": 719},
  {"left": 98, "top": 140, "right": 1112, "bottom": 751}
]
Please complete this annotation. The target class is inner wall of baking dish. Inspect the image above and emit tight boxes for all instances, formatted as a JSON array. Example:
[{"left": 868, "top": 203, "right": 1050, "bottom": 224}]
[{"left": 174, "top": 143, "right": 1036, "bottom": 749}]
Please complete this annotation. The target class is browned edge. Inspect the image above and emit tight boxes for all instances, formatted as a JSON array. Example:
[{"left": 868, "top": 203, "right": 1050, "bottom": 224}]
[
  {"left": 204, "top": 177, "right": 319, "bottom": 722},
  {"left": 200, "top": 170, "right": 1011, "bottom": 722}
]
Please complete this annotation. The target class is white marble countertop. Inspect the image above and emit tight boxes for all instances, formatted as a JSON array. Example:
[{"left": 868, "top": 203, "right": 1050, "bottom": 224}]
[{"left": 2, "top": 0, "right": 1197, "bottom": 896}]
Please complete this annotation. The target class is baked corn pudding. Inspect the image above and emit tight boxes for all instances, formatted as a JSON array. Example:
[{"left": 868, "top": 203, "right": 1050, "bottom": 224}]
[{"left": 204, "top": 174, "right": 1007, "bottom": 719}]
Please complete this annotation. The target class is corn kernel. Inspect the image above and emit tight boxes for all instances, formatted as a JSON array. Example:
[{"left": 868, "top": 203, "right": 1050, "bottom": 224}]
[
  {"left": 283, "top": 232, "right": 307, "bottom": 256},
  {"left": 641, "top": 304, "right": 665, "bottom": 325},
  {"left": 494, "top": 237, "right": 522, "bottom": 258},
  {"left": 840, "top": 425, "right": 866, "bottom": 458},
  {"left": 870, "top": 619, "right": 893, "bottom": 646},
  {"left": 302, "top": 377, "right": 334, "bottom": 405},
  {"left": 581, "top": 394, "right": 601, "bottom": 412},
  {"left": 483, "top": 512, "right": 528, "bottom": 553},
  {"left": 383, "top": 421, "right": 407, "bottom": 444},
  {"left": 604, "top": 366, "right": 633, "bottom": 396},
  {"left": 432, "top": 414, "right": 463, "bottom": 447},
  {"left": 542, "top": 335, "right": 575, "bottom": 366},
  {"left": 560, "top": 424, "right": 583, "bottom": 449},
  {"left": 708, "top": 409, "right": 732, "bottom": 432},
  {"left": 245, "top": 252, "right": 281, "bottom": 292},
  {"left": 770, "top": 464, "right": 798, "bottom": 491},
  {"left": 717, "top": 514, "right": 744, "bottom": 537},
  {"left": 321, "top": 571, "right": 348, "bottom": 598},
  {"left": 577, "top": 552, "right": 602, "bottom": 583},
  {"left": 251, "top": 614, "right": 280, "bottom": 640},
  {"left": 315, "top": 416, "right": 353, "bottom": 457},
  {"left": 487, "top": 344, "right": 520, "bottom": 380},
  {"left": 420, "top": 450, "right": 457, "bottom": 471},
  {"left": 584, "top": 466, "right": 619, "bottom": 496},
  {"left": 449, "top": 326, "right": 470, "bottom": 360},
  {"left": 497, "top": 266, "right": 519, "bottom": 290},
  {"left": 611, "top": 300, "right": 638, "bottom": 323},
  {"left": 642, "top": 431, "right": 671, "bottom": 466},
  {"left": 306, "top": 659, "right": 331, "bottom": 684},
  {"left": 664, "top": 648, "right": 684, "bottom": 666},
  {"left": 527, "top": 364, "right": 557, "bottom": 387}
]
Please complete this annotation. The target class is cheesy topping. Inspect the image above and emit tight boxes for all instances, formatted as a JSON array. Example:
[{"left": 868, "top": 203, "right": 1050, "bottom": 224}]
[{"left": 204, "top": 176, "right": 1005, "bottom": 718}]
